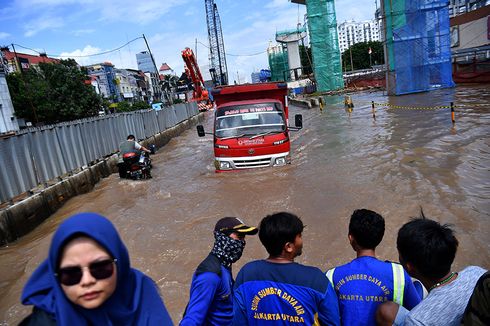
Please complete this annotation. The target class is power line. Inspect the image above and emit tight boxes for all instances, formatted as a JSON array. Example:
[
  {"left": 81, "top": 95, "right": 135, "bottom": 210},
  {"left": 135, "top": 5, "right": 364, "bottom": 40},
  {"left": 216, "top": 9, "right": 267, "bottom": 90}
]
[{"left": 12, "top": 37, "right": 144, "bottom": 59}]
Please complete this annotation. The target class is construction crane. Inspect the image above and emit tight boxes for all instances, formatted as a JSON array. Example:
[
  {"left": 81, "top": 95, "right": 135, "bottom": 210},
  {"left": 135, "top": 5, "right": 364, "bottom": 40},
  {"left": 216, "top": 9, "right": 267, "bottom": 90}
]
[
  {"left": 205, "top": 0, "right": 228, "bottom": 86},
  {"left": 181, "top": 47, "right": 210, "bottom": 110}
]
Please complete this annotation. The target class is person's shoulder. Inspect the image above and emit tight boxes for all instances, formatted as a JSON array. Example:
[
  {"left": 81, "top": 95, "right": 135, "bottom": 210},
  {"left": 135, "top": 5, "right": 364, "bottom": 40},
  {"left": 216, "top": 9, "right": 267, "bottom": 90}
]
[
  {"left": 460, "top": 266, "right": 487, "bottom": 275},
  {"left": 195, "top": 254, "right": 222, "bottom": 276},
  {"left": 19, "top": 307, "right": 56, "bottom": 326},
  {"left": 295, "top": 262, "right": 325, "bottom": 275}
]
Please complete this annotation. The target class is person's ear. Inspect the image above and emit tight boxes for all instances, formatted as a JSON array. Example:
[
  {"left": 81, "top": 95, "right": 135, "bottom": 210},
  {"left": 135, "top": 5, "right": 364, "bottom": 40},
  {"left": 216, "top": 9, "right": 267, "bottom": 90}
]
[
  {"left": 404, "top": 261, "right": 416, "bottom": 275},
  {"left": 284, "top": 242, "right": 294, "bottom": 253},
  {"left": 348, "top": 234, "right": 354, "bottom": 245}
]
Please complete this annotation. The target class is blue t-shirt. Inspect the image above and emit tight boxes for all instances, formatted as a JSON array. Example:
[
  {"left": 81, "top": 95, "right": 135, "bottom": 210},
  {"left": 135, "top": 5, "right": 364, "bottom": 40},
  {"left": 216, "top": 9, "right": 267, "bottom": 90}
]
[
  {"left": 233, "top": 260, "right": 340, "bottom": 325},
  {"left": 326, "top": 256, "right": 421, "bottom": 326},
  {"left": 180, "top": 254, "right": 234, "bottom": 326}
]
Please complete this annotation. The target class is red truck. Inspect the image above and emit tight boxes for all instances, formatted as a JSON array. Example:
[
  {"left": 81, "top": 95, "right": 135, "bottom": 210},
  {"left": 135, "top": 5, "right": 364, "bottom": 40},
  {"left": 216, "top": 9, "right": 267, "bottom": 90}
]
[{"left": 197, "top": 82, "right": 302, "bottom": 172}]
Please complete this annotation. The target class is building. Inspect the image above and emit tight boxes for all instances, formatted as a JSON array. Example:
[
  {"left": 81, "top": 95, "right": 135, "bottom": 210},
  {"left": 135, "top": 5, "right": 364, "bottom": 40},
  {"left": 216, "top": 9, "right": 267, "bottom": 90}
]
[
  {"left": 85, "top": 62, "right": 120, "bottom": 101},
  {"left": 0, "top": 48, "right": 59, "bottom": 74},
  {"left": 136, "top": 51, "right": 156, "bottom": 73},
  {"left": 0, "top": 58, "right": 19, "bottom": 133},
  {"left": 449, "top": 2, "right": 490, "bottom": 83},
  {"left": 115, "top": 69, "right": 135, "bottom": 103},
  {"left": 337, "top": 19, "right": 380, "bottom": 53},
  {"left": 159, "top": 63, "right": 173, "bottom": 75},
  {"left": 144, "top": 72, "right": 162, "bottom": 103}
]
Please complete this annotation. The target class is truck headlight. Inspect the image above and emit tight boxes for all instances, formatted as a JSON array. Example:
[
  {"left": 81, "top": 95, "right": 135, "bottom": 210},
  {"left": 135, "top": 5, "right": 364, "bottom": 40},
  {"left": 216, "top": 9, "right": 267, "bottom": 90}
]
[
  {"left": 219, "top": 161, "right": 232, "bottom": 170},
  {"left": 274, "top": 157, "right": 287, "bottom": 166},
  {"left": 215, "top": 144, "right": 229, "bottom": 149},
  {"left": 273, "top": 137, "right": 288, "bottom": 145}
]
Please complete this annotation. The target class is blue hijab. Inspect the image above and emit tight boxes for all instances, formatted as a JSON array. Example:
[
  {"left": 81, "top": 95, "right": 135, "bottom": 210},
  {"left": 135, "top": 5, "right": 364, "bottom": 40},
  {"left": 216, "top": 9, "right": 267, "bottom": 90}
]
[{"left": 21, "top": 212, "right": 173, "bottom": 325}]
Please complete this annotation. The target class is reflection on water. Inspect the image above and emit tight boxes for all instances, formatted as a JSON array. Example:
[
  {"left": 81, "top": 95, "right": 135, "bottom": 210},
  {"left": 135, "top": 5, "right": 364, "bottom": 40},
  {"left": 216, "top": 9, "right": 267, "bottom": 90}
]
[{"left": 0, "top": 85, "right": 489, "bottom": 324}]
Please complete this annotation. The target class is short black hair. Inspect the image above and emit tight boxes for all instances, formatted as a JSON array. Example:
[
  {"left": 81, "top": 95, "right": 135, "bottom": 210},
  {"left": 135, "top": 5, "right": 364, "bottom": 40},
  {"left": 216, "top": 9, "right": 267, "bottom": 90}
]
[
  {"left": 349, "top": 209, "right": 385, "bottom": 249},
  {"left": 259, "top": 212, "right": 304, "bottom": 257},
  {"left": 127, "top": 134, "right": 135, "bottom": 140},
  {"left": 397, "top": 215, "right": 458, "bottom": 279}
]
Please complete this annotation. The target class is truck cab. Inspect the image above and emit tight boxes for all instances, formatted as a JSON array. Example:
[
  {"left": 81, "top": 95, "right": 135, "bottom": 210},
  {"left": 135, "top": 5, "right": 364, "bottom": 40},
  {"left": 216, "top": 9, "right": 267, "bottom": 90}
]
[{"left": 197, "top": 82, "right": 302, "bottom": 172}]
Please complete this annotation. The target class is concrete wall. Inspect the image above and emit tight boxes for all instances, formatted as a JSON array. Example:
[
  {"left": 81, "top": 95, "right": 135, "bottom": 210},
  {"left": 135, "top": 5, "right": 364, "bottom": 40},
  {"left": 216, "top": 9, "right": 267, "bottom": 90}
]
[{"left": 0, "top": 113, "right": 204, "bottom": 245}]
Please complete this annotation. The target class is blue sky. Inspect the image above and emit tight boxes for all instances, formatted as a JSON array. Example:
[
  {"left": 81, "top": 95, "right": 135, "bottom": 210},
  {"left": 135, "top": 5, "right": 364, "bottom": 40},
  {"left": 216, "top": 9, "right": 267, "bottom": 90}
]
[{"left": 0, "top": 0, "right": 377, "bottom": 83}]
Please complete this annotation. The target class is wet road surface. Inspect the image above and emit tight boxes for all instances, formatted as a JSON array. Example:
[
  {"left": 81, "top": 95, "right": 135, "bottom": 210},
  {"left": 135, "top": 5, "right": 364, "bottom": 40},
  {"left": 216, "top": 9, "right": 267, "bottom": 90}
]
[{"left": 0, "top": 84, "right": 489, "bottom": 324}]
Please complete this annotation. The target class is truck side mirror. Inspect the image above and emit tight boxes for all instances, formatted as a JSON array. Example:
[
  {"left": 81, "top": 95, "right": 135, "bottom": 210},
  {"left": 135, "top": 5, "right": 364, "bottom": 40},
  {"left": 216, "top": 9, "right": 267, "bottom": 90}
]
[
  {"left": 294, "top": 114, "right": 303, "bottom": 129},
  {"left": 197, "top": 125, "right": 205, "bottom": 137}
]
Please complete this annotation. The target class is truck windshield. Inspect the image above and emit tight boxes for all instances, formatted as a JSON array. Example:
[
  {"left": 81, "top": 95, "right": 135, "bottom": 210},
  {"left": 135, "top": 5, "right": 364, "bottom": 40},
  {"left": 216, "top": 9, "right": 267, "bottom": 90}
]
[{"left": 215, "top": 102, "right": 286, "bottom": 138}]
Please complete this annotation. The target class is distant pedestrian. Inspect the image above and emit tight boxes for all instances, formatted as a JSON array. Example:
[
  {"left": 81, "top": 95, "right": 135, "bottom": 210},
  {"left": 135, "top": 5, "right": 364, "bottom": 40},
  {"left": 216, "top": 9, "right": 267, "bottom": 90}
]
[
  {"left": 20, "top": 212, "right": 173, "bottom": 326},
  {"left": 326, "top": 209, "right": 421, "bottom": 326},
  {"left": 232, "top": 212, "right": 340, "bottom": 325},
  {"left": 376, "top": 214, "right": 487, "bottom": 326},
  {"left": 180, "top": 217, "right": 258, "bottom": 326}
]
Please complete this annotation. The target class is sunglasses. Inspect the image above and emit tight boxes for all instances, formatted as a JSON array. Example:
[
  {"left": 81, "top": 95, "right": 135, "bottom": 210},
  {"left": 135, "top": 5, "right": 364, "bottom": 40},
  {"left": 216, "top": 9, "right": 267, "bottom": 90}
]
[{"left": 55, "top": 258, "right": 117, "bottom": 286}]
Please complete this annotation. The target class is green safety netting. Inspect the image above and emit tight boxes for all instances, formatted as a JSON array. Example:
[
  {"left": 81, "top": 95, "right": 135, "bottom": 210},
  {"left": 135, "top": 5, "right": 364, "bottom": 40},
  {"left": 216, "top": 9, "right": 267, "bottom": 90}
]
[
  {"left": 268, "top": 46, "right": 290, "bottom": 82},
  {"left": 306, "top": 0, "right": 344, "bottom": 92},
  {"left": 384, "top": 0, "right": 455, "bottom": 95},
  {"left": 276, "top": 26, "right": 307, "bottom": 38}
]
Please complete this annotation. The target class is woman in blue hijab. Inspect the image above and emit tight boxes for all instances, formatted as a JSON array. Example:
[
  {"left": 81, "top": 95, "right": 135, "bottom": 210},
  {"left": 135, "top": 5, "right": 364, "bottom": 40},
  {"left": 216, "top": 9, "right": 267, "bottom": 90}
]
[{"left": 20, "top": 212, "right": 173, "bottom": 325}]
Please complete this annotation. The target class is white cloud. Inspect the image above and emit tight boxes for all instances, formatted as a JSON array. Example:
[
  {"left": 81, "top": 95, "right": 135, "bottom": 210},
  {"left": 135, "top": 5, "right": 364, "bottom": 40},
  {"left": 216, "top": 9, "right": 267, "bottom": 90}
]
[
  {"left": 0, "top": 32, "right": 11, "bottom": 40},
  {"left": 24, "top": 15, "right": 64, "bottom": 37},
  {"left": 59, "top": 45, "right": 106, "bottom": 66}
]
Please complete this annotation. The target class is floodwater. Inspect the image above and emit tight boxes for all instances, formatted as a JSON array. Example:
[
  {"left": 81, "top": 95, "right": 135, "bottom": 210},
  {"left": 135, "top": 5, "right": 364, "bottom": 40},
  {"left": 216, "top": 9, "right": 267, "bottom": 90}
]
[{"left": 0, "top": 84, "right": 489, "bottom": 324}]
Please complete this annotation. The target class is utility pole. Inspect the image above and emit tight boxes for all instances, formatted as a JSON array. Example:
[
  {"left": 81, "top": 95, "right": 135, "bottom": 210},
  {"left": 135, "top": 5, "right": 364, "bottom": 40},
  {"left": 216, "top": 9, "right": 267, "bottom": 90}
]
[{"left": 142, "top": 34, "right": 172, "bottom": 104}]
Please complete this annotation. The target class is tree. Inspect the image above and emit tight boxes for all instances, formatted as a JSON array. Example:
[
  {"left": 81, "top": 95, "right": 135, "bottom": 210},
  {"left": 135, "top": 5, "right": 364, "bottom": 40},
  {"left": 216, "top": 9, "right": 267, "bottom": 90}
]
[
  {"left": 299, "top": 45, "right": 313, "bottom": 75},
  {"left": 116, "top": 101, "right": 132, "bottom": 112},
  {"left": 341, "top": 41, "right": 384, "bottom": 71},
  {"left": 6, "top": 59, "right": 101, "bottom": 124},
  {"left": 132, "top": 101, "right": 150, "bottom": 111}
]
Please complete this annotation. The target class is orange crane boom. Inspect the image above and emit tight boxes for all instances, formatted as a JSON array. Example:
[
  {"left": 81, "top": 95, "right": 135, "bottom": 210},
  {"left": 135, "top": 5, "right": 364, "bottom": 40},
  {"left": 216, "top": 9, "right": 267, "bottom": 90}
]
[{"left": 181, "top": 47, "right": 209, "bottom": 103}]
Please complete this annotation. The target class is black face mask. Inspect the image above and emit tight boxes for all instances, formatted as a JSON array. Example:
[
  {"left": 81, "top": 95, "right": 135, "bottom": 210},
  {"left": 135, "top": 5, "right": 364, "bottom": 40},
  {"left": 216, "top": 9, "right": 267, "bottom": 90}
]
[{"left": 211, "top": 231, "right": 245, "bottom": 268}]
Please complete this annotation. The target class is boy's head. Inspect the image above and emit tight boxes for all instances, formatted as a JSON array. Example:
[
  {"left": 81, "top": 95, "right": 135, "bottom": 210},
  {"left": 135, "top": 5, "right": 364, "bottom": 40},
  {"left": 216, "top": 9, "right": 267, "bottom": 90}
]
[
  {"left": 259, "top": 212, "right": 304, "bottom": 257},
  {"left": 348, "top": 209, "right": 385, "bottom": 250},
  {"left": 127, "top": 134, "right": 135, "bottom": 141},
  {"left": 397, "top": 215, "right": 458, "bottom": 280}
]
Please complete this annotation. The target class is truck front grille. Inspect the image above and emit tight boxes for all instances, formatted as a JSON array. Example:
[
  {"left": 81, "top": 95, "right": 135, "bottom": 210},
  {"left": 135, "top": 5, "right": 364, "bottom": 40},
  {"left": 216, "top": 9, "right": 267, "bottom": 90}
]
[{"left": 233, "top": 157, "right": 272, "bottom": 169}]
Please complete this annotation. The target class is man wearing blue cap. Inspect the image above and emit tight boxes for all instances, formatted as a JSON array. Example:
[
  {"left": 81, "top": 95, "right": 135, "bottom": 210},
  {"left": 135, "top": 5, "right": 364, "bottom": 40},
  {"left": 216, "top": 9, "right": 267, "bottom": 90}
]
[{"left": 180, "top": 217, "right": 258, "bottom": 326}]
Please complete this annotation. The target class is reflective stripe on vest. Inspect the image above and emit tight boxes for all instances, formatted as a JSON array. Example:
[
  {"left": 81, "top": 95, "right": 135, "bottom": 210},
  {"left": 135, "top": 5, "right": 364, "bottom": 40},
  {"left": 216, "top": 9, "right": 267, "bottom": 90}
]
[
  {"left": 326, "top": 268, "right": 335, "bottom": 288},
  {"left": 391, "top": 263, "right": 405, "bottom": 305}
]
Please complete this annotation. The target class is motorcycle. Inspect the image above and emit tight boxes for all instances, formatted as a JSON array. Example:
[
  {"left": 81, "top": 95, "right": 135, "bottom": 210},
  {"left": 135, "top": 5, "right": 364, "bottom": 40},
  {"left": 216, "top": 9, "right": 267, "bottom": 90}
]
[{"left": 118, "top": 144, "right": 155, "bottom": 180}]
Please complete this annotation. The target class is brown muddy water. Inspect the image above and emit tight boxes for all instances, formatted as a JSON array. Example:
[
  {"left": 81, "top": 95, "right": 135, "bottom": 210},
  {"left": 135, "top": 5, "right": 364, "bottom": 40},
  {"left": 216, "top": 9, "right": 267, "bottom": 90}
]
[{"left": 0, "top": 84, "right": 489, "bottom": 324}]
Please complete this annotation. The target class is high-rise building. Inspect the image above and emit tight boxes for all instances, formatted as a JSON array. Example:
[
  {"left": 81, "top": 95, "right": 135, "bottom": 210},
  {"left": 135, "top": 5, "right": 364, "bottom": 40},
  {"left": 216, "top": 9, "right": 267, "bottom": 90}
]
[
  {"left": 136, "top": 51, "right": 156, "bottom": 73},
  {"left": 338, "top": 19, "right": 380, "bottom": 53}
]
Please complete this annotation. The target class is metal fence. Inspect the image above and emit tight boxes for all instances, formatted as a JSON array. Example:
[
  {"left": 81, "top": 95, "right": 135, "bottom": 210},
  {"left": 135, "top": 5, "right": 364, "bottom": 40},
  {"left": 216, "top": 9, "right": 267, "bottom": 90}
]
[{"left": 0, "top": 102, "right": 199, "bottom": 204}]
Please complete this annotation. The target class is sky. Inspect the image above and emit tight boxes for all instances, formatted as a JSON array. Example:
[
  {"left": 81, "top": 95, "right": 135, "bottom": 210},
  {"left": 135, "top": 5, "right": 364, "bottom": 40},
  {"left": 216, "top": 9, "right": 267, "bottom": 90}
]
[{"left": 0, "top": 0, "right": 377, "bottom": 83}]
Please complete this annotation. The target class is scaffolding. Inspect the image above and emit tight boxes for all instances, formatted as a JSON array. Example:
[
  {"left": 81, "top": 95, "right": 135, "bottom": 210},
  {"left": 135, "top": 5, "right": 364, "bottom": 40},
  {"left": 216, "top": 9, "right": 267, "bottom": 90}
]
[
  {"left": 205, "top": 0, "right": 228, "bottom": 86},
  {"left": 305, "top": 0, "right": 344, "bottom": 92},
  {"left": 268, "top": 44, "right": 290, "bottom": 82},
  {"left": 383, "top": 0, "right": 455, "bottom": 95}
]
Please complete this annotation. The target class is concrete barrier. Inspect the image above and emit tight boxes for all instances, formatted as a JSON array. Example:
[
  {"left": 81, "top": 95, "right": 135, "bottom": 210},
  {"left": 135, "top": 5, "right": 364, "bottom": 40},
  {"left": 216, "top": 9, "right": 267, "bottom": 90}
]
[
  {"left": 0, "top": 113, "right": 205, "bottom": 246},
  {"left": 289, "top": 97, "right": 312, "bottom": 109}
]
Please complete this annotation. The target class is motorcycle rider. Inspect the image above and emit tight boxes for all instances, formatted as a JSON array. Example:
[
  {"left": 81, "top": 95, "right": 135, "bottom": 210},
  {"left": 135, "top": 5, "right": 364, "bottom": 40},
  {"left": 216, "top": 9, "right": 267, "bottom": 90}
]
[{"left": 118, "top": 134, "right": 151, "bottom": 178}]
